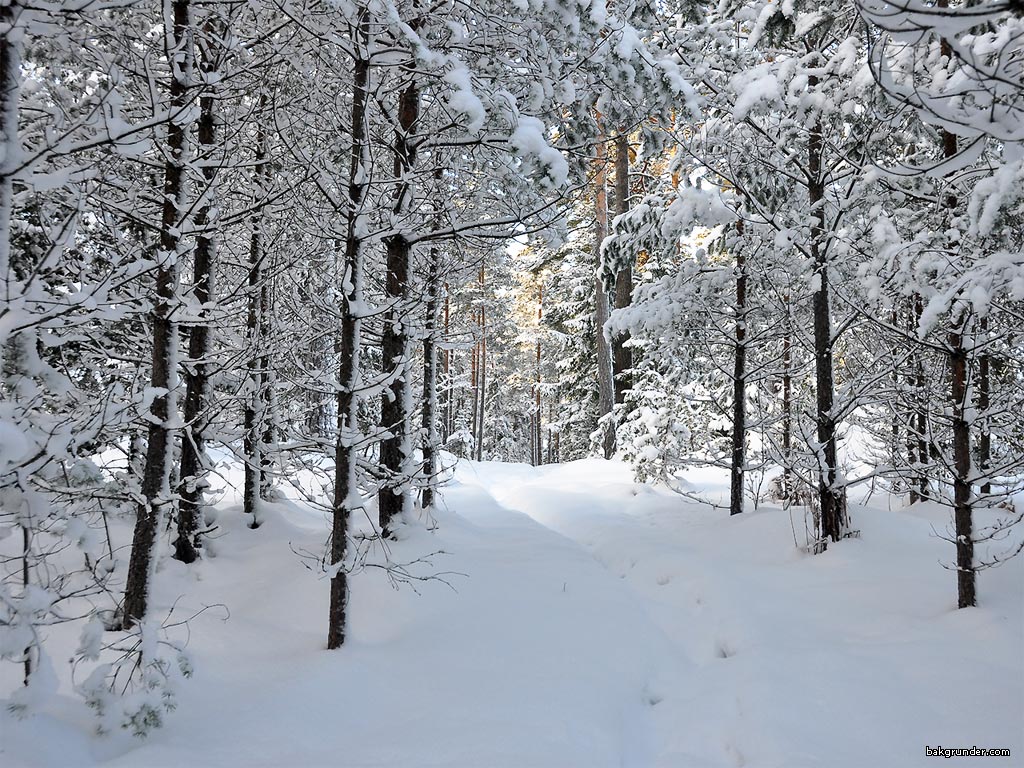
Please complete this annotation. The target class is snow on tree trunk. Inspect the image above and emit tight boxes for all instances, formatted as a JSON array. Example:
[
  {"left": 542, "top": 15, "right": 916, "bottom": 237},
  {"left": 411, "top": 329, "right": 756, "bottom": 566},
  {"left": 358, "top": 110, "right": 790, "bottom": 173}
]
[
  {"left": 534, "top": 282, "right": 543, "bottom": 466},
  {"left": 328, "top": 9, "right": 372, "bottom": 650},
  {"left": 441, "top": 287, "right": 452, "bottom": 443},
  {"left": 594, "top": 132, "right": 614, "bottom": 459},
  {"left": 978, "top": 315, "right": 991, "bottom": 497},
  {"left": 730, "top": 223, "right": 747, "bottom": 517},
  {"left": 243, "top": 111, "right": 268, "bottom": 528},
  {"left": 0, "top": 0, "right": 18, "bottom": 305},
  {"left": 612, "top": 132, "right": 632, "bottom": 407},
  {"left": 123, "top": 0, "right": 195, "bottom": 628},
  {"left": 475, "top": 265, "right": 487, "bottom": 462},
  {"left": 175, "top": 12, "right": 221, "bottom": 563},
  {"left": 421, "top": 239, "right": 441, "bottom": 510},
  {"left": 909, "top": 294, "right": 930, "bottom": 504},
  {"left": 807, "top": 109, "right": 847, "bottom": 545},
  {"left": 379, "top": 78, "right": 419, "bottom": 539},
  {"left": 781, "top": 295, "right": 793, "bottom": 501}
]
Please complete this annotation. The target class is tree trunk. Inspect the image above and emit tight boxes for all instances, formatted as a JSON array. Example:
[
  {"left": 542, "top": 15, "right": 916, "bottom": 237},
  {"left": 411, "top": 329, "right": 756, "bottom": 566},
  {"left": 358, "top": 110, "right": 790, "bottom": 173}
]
[
  {"left": 379, "top": 78, "right": 419, "bottom": 539},
  {"left": 535, "top": 282, "right": 543, "bottom": 466},
  {"left": 781, "top": 295, "right": 792, "bottom": 500},
  {"left": 470, "top": 339, "right": 478, "bottom": 453},
  {"left": 421, "top": 242, "right": 441, "bottom": 510},
  {"left": 380, "top": 230, "right": 412, "bottom": 537},
  {"left": 730, "top": 224, "right": 747, "bottom": 516},
  {"left": 910, "top": 293, "right": 929, "bottom": 503},
  {"left": 21, "top": 526, "right": 30, "bottom": 683},
  {"left": 258, "top": 278, "right": 275, "bottom": 501},
  {"left": 546, "top": 402, "right": 554, "bottom": 464},
  {"left": 888, "top": 307, "right": 902, "bottom": 493},
  {"left": 243, "top": 106, "right": 268, "bottom": 527},
  {"left": 475, "top": 274, "right": 486, "bottom": 462},
  {"left": 594, "top": 131, "right": 614, "bottom": 459},
  {"left": 0, "top": 0, "right": 20, "bottom": 315},
  {"left": 441, "top": 285, "right": 451, "bottom": 443},
  {"left": 933, "top": 64, "right": 975, "bottom": 605},
  {"left": 612, "top": 132, "right": 632, "bottom": 406},
  {"left": 175, "top": 14, "right": 220, "bottom": 563},
  {"left": 978, "top": 316, "right": 991, "bottom": 496},
  {"left": 328, "top": 10, "right": 371, "bottom": 650},
  {"left": 123, "top": 0, "right": 193, "bottom": 628},
  {"left": 0, "top": 8, "right": 25, "bottom": 675},
  {"left": 807, "top": 108, "right": 846, "bottom": 544},
  {"left": 949, "top": 325, "right": 975, "bottom": 607}
]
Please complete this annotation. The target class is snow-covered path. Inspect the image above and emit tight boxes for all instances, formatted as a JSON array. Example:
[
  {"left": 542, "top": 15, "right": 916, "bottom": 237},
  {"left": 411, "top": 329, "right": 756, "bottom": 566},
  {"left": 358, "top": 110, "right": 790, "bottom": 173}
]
[
  {"left": 94, "top": 478, "right": 679, "bottom": 768},
  {"left": 3, "top": 457, "right": 1022, "bottom": 768},
  {"left": 456, "top": 459, "right": 1024, "bottom": 768}
]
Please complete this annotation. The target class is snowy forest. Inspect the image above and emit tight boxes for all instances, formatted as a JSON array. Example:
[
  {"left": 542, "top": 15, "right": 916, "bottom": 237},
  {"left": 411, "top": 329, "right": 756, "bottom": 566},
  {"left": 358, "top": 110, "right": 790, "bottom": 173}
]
[{"left": 1, "top": 0, "right": 1023, "bottom": 765}]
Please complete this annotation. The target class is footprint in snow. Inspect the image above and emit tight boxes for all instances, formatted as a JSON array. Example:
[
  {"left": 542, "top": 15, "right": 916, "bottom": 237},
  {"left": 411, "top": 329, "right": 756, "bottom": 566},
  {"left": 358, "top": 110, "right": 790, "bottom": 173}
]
[{"left": 715, "top": 640, "right": 737, "bottom": 659}]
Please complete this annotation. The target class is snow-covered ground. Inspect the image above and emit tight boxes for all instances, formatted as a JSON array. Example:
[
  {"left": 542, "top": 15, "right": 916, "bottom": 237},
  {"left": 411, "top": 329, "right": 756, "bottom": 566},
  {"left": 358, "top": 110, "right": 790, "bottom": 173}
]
[{"left": 3, "top": 457, "right": 1022, "bottom": 767}]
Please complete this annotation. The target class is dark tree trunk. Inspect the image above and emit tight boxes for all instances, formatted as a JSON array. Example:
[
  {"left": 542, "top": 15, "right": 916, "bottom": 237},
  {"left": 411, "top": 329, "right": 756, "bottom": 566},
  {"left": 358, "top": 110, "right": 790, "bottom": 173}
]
[
  {"left": 594, "top": 131, "right": 614, "bottom": 458},
  {"left": 440, "top": 285, "right": 451, "bottom": 443},
  {"left": 259, "top": 275, "right": 274, "bottom": 500},
  {"left": 888, "top": 307, "right": 902, "bottom": 491},
  {"left": 612, "top": 132, "right": 632, "bottom": 406},
  {"left": 934, "top": 77, "right": 976, "bottom": 606},
  {"left": 379, "top": 78, "right": 419, "bottom": 539},
  {"left": 328, "top": 10, "right": 371, "bottom": 649},
  {"left": 123, "top": 0, "right": 193, "bottom": 629},
  {"left": 421, "top": 243, "right": 441, "bottom": 510},
  {"left": 807, "top": 108, "right": 846, "bottom": 544},
  {"left": 243, "top": 111, "right": 269, "bottom": 527},
  {"left": 0, "top": 0, "right": 20, "bottom": 307},
  {"left": 910, "top": 294, "right": 929, "bottom": 503},
  {"left": 978, "top": 317, "right": 991, "bottom": 496},
  {"left": 21, "top": 526, "right": 29, "bottom": 683},
  {"left": 781, "top": 296, "right": 792, "bottom": 500},
  {"left": 380, "top": 231, "right": 412, "bottom": 537},
  {"left": 530, "top": 406, "right": 538, "bottom": 465},
  {"left": 949, "top": 326, "right": 975, "bottom": 607},
  {"left": 546, "top": 402, "right": 555, "bottom": 465},
  {"left": 175, "top": 15, "right": 220, "bottom": 563},
  {"left": 470, "top": 340, "right": 479, "bottom": 452},
  {"left": 475, "top": 279, "right": 486, "bottom": 462},
  {"left": 534, "top": 282, "right": 543, "bottom": 466},
  {"left": 1, "top": 3, "right": 27, "bottom": 679},
  {"left": 730, "top": 224, "right": 747, "bottom": 516}
]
